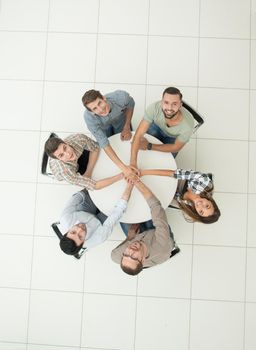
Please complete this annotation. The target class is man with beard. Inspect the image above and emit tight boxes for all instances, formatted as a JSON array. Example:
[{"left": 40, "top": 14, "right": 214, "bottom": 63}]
[{"left": 130, "top": 87, "right": 194, "bottom": 166}]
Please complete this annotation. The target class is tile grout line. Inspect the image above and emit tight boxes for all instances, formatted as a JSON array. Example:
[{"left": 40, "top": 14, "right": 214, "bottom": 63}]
[
  {"left": 79, "top": 2, "right": 101, "bottom": 349},
  {"left": 1, "top": 284, "right": 256, "bottom": 304},
  {"left": 188, "top": 1, "right": 202, "bottom": 348},
  {"left": 24, "top": 1, "right": 51, "bottom": 349},
  {"left": 132, "top": 3, "right": 152, "bottom": 349},
  {"left": 0, "top": 28, "right": 253, "bottom": 41},
  {"left": 243, "top": 1, "right": 253, "bottom": 349},
  {"left": 1, "top": 77, "right": 255, "bottom": 91}
]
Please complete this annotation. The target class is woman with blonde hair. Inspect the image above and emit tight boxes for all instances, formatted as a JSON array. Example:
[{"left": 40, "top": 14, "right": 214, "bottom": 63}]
[{"left": 140, "top": 168, "right": 220, "bottom": 224}]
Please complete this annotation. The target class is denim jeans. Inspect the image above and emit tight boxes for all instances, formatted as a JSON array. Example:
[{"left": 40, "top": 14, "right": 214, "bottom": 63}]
[
  {"left": 120, "top": 220, "right": 155, "bottom": 237},
  {"left": 105, "top": 113, "right": 132, "bottom": 138},
  {"left": 120, "top": 220, "right": 174, "bottom": 240},
  {"left": 147, "top": 122, "right": 178, "bottom": 158},
  {"left": 78, "top": 190, "right": 107, "bottom": 224}
]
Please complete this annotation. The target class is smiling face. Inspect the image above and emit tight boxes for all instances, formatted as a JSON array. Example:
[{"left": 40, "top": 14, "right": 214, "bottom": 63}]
[
  {"left": 86, "top": 97, "right": 110, "bottom": 116},
  {"left": 121, "top": 241, "right": 147, "bottom": 269},
  {"left": 194, "top": 197, "right": 214, "bottom": 217},
  {"left": 161, "top": 93, "right": 182, "bottom": 119},
  {"left": 66, "top": 223, "right": 86, "bottom": 246},
  {"left": 53, "top": 143, "right": 77, "bottom": 162}
]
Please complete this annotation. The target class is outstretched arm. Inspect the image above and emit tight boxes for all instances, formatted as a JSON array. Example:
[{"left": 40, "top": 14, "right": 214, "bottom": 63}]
[
  {"left": 140, "top": 169, "right": 174, "bottom": 177},
  {"left": 120, "top": 108, "right": 133, "bottom": 141},
  {"left": 121, "top": 182, "right": 134, "bottom": 201},
  {"left": 86, "top": 183, "right": 134, "bottom": 249},
  {"left": 130, "top": 119, "right": 150, "bottom": 168},
  {"left": 83, "top": 149, "right": 99, "bottom": 178},
  {"left": 133, "top": 179, "right": 153, "bottom": 200},
  {"left": 139, "top": 137, "right": 185, "bottom": 154},
  {"left": 95, "top": 172, "right": 123, "bottom": 190},
  {"left": 104, "top": 144, "right": 139, "bottom": 181}
]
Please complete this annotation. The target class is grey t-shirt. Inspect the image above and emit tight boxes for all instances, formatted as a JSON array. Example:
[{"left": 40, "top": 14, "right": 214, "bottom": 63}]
[
  {"left": 144, "top": 101, "right": 194, "bottom": 143},
  {"left": 84, "top": 90, "right": 135, "bottom": 148}
]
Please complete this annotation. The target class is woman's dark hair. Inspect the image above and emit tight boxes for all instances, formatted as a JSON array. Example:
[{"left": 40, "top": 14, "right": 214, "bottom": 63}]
[
  {"left": 44, "top": 137, "right": 64, "bottom": 159},
  {"left": 59, "top": 234, "right": 83, "bottom": 255},
  {"left": 82, "top": 89, "right": 104, "bottom": 109},
  {"left": 120, "top": 260, "right": 143, "bottom": 276},
  {"left": 179, "top": 191, "right": 221, "bottom": 224}
]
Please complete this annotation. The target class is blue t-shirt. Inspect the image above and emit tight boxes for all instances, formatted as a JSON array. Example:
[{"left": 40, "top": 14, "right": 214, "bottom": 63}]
[{"left": 83, "top": 90, "right": 135, "bottom": 148}]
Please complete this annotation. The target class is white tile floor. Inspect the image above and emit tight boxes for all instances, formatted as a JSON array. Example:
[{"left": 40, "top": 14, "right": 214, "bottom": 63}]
[{"left": 0, "top": 0, "right": 255, "bottom": 349}]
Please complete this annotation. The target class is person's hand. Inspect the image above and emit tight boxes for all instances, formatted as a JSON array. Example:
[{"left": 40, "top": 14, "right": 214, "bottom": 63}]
[
  {"left": 127, "top": 223, "right": 140, "bottom": 240},
  {"left": 120, "top": 127, "right": 132, "bottom": 141},
  {"left": 123, "top": 165, "right": 140, "bottom": 183},
  {"left": 138, "top": 137, "right": 149, "bottom": 150},
  {"left": 83, "top": 169, "right": 92, "bottom": 178}
]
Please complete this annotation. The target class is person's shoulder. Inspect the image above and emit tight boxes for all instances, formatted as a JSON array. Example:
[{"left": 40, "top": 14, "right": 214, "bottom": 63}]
[
  {"left": 106, "top": 90, "right": 129, "bottom": 101},
  {"left": 145, "top": 101, "right": 161, "bottom": 115},
  {"left": 49, "top": 157, "right": 59, "bottom": 168},
  {"left": 64, "top": 133, "right": 82, "bottom": 143},
  {"left": 84, "top": 109, "right": 97, "bottom": 123},
  {"left": 181, "top": 106, "right": 194, "bottom": 124}
]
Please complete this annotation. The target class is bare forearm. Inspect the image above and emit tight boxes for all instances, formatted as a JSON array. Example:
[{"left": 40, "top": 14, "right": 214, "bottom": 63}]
[
  {"left": 151, "top": 142, "right": 184, "bottom": 153},
  {"left": 130, "top": 135, "right": 140, "bottom": 167},
  {"left": 85, "top": 149, "right": 99, "bottom": 175},
  {"left": 134, "top": 180, "right": 153, "bottom": 200},
  {"left": 95, "top": 173, "right": 123, "bottom": 190},
  {"left": 121, "top": 183, "right": 134, "bottom": 201},
  {"left": 124, "top": 108, "right": 133, "bottom": 129},
  {"left": 141, "top": 169, "right": 174, "bottom": 177},
  {"left": 130, "top": 120, "right": 150, "bottom": 166},
  {"left": 104, "top": 145, "right": 126, "bottom": 172}
]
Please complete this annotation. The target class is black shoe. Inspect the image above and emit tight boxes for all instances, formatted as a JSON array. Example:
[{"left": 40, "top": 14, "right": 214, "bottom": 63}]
[{"left": 170, "top": 244, "right": 180, "bottom": 259}]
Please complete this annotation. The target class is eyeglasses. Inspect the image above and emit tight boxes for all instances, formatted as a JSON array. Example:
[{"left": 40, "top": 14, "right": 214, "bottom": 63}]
[{"left": 122, "top": 252, "right": 142, "bottom": 263}]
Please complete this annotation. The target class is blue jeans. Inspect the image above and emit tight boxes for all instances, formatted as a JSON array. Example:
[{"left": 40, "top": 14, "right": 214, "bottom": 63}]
[
  {"left": 147, "top": 122, "right": 178, "bottom": 158},
  {"left": 120, "top": 220, "right": 154, "bottom": 237},
  {"left": 105, "top": 114, "right": 132, "bottom": 138},
  {"left": 120, "top": 220, "right": 174, "bottom": 240},
  {"left": 78, "top": 190, "right": 107, "bottom": 224}
]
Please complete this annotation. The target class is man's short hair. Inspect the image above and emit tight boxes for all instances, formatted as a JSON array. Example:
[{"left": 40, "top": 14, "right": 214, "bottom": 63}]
[
  {"left": 162, "top": 87, "right": 182, "bottom": 100},
  {"left": 59, "top": 234, "right": 83, "bottom": 255},
  {"left": 44, "top": 137, "right": 64, "bottom": 159},
  {"left": 121, "top": 260, "right": 143, "bottom": 275},
  {"left": 82, "top": 89, "right": 104, "bottom": 109}
]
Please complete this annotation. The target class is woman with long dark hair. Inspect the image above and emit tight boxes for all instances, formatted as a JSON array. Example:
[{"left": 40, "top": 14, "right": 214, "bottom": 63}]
[{"left": 140, "top": 168, "right": 221, "bottom": 224}]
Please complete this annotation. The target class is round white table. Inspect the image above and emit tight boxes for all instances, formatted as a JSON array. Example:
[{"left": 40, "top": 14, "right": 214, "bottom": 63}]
[{"left": 89, "top": 133, "right": 177, "bottom": 223}]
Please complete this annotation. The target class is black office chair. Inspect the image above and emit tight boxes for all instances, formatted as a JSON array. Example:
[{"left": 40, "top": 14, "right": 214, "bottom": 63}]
[
  {"left": 51, "top": 222, "right": 86, "bottom": 260},
  {"left": 182, "top": 101, "right": 204, "bottom": 133},
  {"left": 41, "top": 132, "right": 58, "bottom": 177}
]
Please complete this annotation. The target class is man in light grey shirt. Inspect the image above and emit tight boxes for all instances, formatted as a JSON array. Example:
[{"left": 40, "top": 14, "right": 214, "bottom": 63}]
[{"left": 59, "top": 184, "right": 133, "bottom": 256}]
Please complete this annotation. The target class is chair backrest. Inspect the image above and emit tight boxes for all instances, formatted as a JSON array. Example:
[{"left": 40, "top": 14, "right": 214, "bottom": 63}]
[
  {"left": 51, "top": 222, "right": 86, "bottom": 260},
  {"left": 182, "top": 101, "right": 204, "bottom": 134},
  {"left": 41, "top": 132, "right": 58, "bottom": 177}
]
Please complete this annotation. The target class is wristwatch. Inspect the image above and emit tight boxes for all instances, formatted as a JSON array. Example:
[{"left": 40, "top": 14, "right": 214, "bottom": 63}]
[{"left": 147, "top": 142, "right": 152, "bottom": 150}]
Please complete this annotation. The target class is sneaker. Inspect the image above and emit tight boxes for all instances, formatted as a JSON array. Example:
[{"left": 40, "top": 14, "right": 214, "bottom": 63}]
[{"left": 170, "top": 243, "right": 180, "bottom": 258}]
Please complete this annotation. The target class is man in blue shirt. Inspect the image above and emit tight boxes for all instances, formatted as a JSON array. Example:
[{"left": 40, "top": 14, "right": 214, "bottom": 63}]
[{"left": 82, "top": 89, "right": 138, "bottom": 181}]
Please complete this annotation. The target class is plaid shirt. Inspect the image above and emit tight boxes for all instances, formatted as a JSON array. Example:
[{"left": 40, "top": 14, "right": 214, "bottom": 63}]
[
  {"left": 173, "top": 169, "right": 213, "bottom": 195},
  {"left": 49, "top": 134, "right": 99, "bottom": 189}
]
